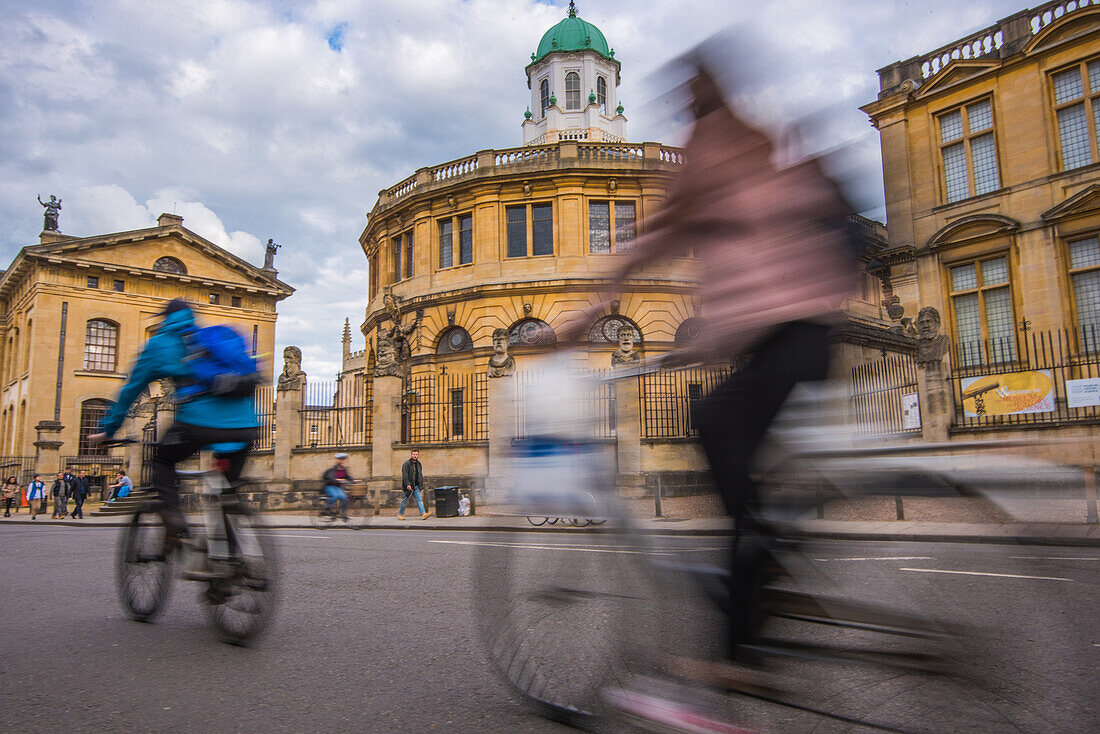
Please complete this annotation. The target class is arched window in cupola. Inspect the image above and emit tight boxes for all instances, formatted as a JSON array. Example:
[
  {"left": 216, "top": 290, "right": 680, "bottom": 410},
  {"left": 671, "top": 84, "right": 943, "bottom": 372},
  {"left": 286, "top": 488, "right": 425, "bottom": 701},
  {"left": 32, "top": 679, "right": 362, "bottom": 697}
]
[
  {"left": 540, "top": 79, "right": 550, "bottom": 117},
  {"left": 596, "top": 76, "right": 607, "bottom": 113},
  {"left": 565, "top": 72, "right": 581, "bottom": 111}
]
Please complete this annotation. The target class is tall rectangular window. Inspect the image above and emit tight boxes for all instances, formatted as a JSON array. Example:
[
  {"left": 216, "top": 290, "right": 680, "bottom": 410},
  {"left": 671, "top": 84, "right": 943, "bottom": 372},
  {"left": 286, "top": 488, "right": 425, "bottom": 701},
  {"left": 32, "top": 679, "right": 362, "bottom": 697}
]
[
  {"left": 589, "top": 201, "right": 611, "bottom": 254},
  {"left": 532, "top": 203, "right": 553, "bottom": 256},
  {"left": 458, "top": 214, "right": 473, "bottom": 265},
  {"left": 451, "top": 388, "right": 465, "bottom": 438},
  {"left": 393, "top": 236, "right": 402, "bottom": 282},
  {"left": 439, "top": 219, "right": 454, "bottom": 269},
  {"left": 949, "top": 255, "right": 1017, "bottom": 366},
  {"left": 506, "top": 206, "right": 527, "bottom": 258},
  {"left": 938, "top": 98, "right": 1000, "bottom": 204},
  {"left": 369, "top": 254, "right": 378, "bottom": 299},
  {"left": 589, "top": 200, "right": 637, "bottom": 253},
  {"left": 1052, "top": 60, "right": 1100, "bottom": 171},
  {"left": 1068, "top": 235, "right": 1100, "bottom": 351},
  {"left": 404, "top": 231, "right": 414, "bottom": 279}
]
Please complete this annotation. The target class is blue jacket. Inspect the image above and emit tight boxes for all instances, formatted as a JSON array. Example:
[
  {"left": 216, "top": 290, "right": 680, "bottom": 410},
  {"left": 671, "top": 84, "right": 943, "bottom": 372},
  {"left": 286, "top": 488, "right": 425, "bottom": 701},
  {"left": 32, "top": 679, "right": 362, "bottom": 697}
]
[{"left": 101, "top": 307, "right": 258, "bottom": 435}]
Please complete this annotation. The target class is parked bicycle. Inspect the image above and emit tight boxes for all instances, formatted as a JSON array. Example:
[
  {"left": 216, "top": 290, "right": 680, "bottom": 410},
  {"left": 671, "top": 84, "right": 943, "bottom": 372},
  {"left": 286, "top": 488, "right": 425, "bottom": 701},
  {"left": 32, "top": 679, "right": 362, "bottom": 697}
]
[{"left": 111, "top": 439, "right": 277, "bottom": 645}]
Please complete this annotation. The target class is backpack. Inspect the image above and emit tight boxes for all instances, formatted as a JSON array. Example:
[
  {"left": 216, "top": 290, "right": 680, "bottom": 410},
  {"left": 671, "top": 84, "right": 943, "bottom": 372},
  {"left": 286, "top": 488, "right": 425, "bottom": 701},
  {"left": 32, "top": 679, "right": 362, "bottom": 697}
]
[{"left": 176, "top": 324, "right": 261, "bottom": 402}]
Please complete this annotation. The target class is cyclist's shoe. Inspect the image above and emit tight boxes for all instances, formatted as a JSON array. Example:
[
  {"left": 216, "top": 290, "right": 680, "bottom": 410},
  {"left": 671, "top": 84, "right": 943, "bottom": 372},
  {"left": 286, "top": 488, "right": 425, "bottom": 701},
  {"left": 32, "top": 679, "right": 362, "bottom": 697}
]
[{"left": 603, "top": 681, "right": 762, "bottom": 734}]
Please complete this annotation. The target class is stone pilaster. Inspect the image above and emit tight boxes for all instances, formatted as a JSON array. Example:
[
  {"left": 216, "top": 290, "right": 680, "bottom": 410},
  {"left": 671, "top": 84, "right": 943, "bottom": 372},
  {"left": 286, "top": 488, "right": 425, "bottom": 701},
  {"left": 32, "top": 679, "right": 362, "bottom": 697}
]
[
  {"left": 613, "top": 373, "right": 645, "bottom": 496},
  {"left": 273, "top": 380, "right": 304, "bottom": 487},
  {"left": 485, "top": 372, "right": 516, "bottom": 501},
  {"left": 33, "top": 421, "right": 64, "bottom": 475},
  {"left": 368, "top": 374, "right": 402, "bottom": 504}
]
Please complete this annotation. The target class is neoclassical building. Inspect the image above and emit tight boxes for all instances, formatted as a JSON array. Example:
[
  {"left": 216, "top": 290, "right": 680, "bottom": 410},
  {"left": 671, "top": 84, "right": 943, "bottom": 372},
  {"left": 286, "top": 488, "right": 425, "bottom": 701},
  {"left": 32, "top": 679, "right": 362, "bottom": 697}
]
[
  {"left": 0, "top": 212, "right": 293, "bottom": 484},
  {"left": 862, "top": 1, "right": 1100, "bottom": 446}
]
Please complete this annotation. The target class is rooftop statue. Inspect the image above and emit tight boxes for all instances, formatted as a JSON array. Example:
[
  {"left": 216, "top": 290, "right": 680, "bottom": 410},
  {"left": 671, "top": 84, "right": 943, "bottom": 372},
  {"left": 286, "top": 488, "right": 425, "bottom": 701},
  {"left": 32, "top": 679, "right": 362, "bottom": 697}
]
[{"left": 38, "top": 194, "right": 61, "bottom": 232}]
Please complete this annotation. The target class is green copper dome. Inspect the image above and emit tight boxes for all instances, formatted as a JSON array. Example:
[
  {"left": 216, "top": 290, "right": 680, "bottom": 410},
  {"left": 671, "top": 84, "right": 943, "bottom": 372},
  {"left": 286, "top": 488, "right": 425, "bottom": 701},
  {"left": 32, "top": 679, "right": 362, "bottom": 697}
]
[{"left": 533, "top": 3, "right": 612, "bottom": 62}]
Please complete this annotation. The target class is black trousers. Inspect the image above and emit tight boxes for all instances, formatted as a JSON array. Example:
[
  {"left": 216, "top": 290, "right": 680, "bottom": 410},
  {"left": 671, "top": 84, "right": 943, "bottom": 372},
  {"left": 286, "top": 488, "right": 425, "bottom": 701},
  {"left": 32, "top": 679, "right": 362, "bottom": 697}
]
[
  {"left": 153, "top": 422, "right": 256, "bottom": 532},
  {"left": 71, "top": 492, "right": 84, "bottom": 518},
  {"left": 694, "top": 321, "right": 831, "bottom": 658},
  {"left": 2, "top": 497, "right": 13, "bottom": 515}
]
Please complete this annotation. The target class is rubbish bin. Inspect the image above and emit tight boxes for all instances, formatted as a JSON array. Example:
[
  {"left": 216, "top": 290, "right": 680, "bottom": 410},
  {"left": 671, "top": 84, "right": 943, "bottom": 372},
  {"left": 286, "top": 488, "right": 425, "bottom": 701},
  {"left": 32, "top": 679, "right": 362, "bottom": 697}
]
[{"left": 433, "top": 485, "right": 460, "bottom": 518}]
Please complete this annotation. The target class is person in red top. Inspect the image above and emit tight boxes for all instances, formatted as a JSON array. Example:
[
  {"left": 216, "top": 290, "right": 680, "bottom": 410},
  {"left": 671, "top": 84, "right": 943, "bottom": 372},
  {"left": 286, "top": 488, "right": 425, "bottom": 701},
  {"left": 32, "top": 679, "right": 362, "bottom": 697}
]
[{"left": 321, "top": 453, "right": 353, "bottom": 519}]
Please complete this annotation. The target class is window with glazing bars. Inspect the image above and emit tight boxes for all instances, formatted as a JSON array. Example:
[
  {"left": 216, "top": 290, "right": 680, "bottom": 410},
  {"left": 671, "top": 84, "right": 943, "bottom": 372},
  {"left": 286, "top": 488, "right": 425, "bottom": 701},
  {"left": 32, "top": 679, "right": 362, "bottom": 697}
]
[
  {"left": 393, "top": 236, "right": 402, "bottom": 282},
  {"left": 588, "top": 200, "right": 637, "bottom": 253},
  {"left": 938, "top": 99, "right": 1000, "bottom": 204},
  {"left": 597, "top": 76, "right": 607, "bottom": 113},
  {"left": 439, "top": 219, "right": 453, "bottom": 269},
  {"left": 1068, "top": 235, "right": 1100, "bottom": 351},
  {"left": 78, "top": 399, "right": 112, "bottom": 456},
  {"left": 1052, "top": 59, "right": 1100, "bottom": 171},
  {"left": 451, "top": 388, "right": 464, "bottom": 437},
  {"left": 565, "top": 72, "right": 581, "bottom": 111},
  {"left": 438, "top": 214, "right": 473, "bottom": 268},
  {"left": 83, "top": 320, "right": 119, "bottom": 372},
  {"left": 540, "top": 79, "right": 550, "bottom": 117},
  {"left": 507, "top": 203, "right": 553, "bottom": 257},
  {"left": 404, "top": 231, "right": 414, "bottom": 278},
  {"left": 949, "top": 256, "right": 1017, "bottom": 366}
]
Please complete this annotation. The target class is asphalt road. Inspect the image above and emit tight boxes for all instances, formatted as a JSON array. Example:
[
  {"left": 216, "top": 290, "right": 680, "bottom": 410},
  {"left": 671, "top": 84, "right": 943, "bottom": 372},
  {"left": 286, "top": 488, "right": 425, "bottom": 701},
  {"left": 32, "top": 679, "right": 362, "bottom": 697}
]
[{"left": 1, "top": 525, "right": 1096, "bottom": 733}]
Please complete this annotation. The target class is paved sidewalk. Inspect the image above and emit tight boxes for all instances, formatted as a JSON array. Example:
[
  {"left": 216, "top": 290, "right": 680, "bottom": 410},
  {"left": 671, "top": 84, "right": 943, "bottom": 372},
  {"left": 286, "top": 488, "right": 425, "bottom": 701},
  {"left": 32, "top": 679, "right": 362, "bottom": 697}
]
[{"left": 3, "top": 510, "right": 1099, "bottom": 546}]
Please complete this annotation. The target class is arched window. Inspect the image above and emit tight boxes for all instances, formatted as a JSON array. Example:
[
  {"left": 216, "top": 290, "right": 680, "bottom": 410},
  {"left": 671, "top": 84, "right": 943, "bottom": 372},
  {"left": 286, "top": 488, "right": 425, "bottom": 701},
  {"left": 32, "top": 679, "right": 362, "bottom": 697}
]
[
  {"left": 565, "top": 72, "right": 581, "bottom": 111},
  {"left": 153, "top": 256, "right": 187, "bottom": 274},
  {"left": 596, "top": 76, "right": 607, "bottom": 113},
  {"left": 84, "top": 320, "right": 119, "bottom": 372},
  {"left": 79, "top": 399, "right": 112, "bottom": 456},
  {"left": 508, "top": 318, "right": 556, "bottom": 347},
  {"left": 540, "top": 79, "right": 550, "bottom": 117},
  {"left": 589, "top": 316, "right": 641, "bottom": 343},
  {"left": 675, "top": 318, "right": 704, "bottom": 346},
  {"left": 436, "top": 326, "right": 473, "bottom": 354}
]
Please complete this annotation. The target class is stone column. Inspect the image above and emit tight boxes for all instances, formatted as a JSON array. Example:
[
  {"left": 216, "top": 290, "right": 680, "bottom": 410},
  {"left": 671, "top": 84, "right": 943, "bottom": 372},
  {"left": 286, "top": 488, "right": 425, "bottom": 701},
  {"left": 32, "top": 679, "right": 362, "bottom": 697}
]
[
  {"left": 369, "top": 374, "right": 402, "bottom": 507},
  {"left": 485, "top": 372, "right": 516, "bottom": 503},
  {"left": 613, "top": 373, "right": 645, "bottom": 496},
  {"left": 33, "top": 421, "right": 64, "bottom": 476},
  {"left": 273, "top": 382, "right": 304, "bottom": 488}
]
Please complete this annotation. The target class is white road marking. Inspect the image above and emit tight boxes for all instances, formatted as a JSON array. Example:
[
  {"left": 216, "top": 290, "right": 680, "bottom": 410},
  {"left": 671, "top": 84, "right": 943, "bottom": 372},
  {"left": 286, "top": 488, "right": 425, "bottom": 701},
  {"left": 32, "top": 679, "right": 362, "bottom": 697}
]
[
  {"left": 814, "top": 556, "right": 934, "bottom": 562},
  {"left": 899, "top": 567, "right": 1073, "bottom": 582},
  {"left": 1010, "top": 556, "right": 1100, "bottom": 561},
  {"left": 262, "top": 533, "right": 332, "bottom": 539},
  {"left": 429, "top": 539, "right": 667, "bottom": 555}
]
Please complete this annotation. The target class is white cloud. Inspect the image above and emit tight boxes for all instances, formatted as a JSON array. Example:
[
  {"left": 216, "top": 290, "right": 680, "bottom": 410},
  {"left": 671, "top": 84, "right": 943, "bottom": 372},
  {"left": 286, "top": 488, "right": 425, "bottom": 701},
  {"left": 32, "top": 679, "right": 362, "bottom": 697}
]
[{"left": 0, "top": 0, "right": 1034, "bottom": 378}]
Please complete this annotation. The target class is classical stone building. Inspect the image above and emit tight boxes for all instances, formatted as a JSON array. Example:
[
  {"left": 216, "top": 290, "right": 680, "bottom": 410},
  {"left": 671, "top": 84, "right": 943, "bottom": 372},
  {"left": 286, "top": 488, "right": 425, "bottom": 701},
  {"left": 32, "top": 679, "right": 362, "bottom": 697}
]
[
  {"left": 0, "top": 212, "right": 293, "bottom": 485},
  {"left": 862, "top": 1, "right": 1100, "bottom": 450}
]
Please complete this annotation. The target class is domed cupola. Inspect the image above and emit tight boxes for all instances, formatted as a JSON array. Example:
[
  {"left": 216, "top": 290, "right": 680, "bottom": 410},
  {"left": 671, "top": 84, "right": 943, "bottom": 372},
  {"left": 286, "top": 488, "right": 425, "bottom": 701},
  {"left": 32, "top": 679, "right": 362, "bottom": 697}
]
[{"left": 522, "top": 1, "right": 626, "bottom": 146}]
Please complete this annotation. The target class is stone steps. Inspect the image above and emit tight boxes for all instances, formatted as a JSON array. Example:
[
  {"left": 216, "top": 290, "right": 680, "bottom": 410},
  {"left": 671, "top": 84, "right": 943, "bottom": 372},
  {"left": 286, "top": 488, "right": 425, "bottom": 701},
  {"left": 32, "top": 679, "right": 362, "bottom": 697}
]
[{"left": 90, "top": 491, "right": 156, "bottom": 516}]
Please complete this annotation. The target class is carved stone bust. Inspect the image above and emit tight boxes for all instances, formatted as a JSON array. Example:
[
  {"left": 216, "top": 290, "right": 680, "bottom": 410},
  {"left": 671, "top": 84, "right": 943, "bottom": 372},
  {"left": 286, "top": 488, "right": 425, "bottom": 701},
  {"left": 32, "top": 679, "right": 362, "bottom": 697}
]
[
  {"left": 916, "top": 306, "right": 948, "bottom": 366},
  {"left": 277, "top": 346, "right": 306, "bottom": 390},
  {"left": 611, "top": 329, "right": 642, "bottom": 367},
  {"left": 487, "top": 328, "right": 515, "bottom": 378},
  {"left": 374, "top": 325, "right": 402, "bottom": 377}
]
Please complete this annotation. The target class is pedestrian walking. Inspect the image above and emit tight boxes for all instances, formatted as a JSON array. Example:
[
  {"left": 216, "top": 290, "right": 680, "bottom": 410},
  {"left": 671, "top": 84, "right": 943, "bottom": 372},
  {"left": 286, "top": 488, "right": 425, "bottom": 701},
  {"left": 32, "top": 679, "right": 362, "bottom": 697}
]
[
  {"left": 2, "top": 476, "right": 18, "bottom": 516},
  {"left": 398, "top": 448, "right": 431, "bottom": 520},
  {"left": 26, "top": 475, "right": 46, "bottom": 519},
  {"left": 50, "top": 472, "right": 69, "bottom": 518},
  {"left": 69, "top": 468, "right": 89, "bottom": 519}
]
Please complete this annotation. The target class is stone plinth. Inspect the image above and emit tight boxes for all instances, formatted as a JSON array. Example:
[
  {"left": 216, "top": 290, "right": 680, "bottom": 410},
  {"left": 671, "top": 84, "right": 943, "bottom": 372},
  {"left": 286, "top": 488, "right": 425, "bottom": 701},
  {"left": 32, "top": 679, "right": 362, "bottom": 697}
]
[
  {"left": 613, "top": 372, "right": 645, "bottom": 496},
  {"left": 485, "top": 372, "right": 516, "bottom": 501},
  {"left": 33, "top": 420, "right": 64, "bottom": 474}
]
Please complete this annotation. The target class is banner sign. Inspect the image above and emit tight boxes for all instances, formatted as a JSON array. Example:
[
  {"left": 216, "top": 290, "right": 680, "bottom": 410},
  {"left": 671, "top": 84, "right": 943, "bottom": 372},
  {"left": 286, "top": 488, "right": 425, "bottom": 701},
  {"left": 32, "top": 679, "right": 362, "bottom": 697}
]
[
  {"left": 961, "top": 370, "right": 1055, "bottom": 417},
  {"left": 1066, "top": 378, "right": 1100, "bottom": 408},
  {"left": 900, "top": 392, "right": 921, "bottom": 430}
]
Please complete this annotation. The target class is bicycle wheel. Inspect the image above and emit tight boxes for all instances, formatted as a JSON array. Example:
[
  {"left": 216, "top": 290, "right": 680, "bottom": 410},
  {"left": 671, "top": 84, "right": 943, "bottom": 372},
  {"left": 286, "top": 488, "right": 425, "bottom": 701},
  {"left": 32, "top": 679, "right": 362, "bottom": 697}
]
[
  {"left": 546, "top": 516, "right": 559, "bottom": 525},
  {"left": 310, "top": 510, "right": 337, "bottom": 529},
  {"left": 206, "top": 501, "right": 277, "bottom": 645},
  {"left": 526, "top": 515, "right": 549, "bottom": 526},
  {"left": 346, "top": 494, "right": 371, "bottom": 530},
  {"left": 116, "top": 506, "right": 175, "bottom": 623},
  {"left": 475, "top": 503, "right": 661, "bottom": 729},
  {"left": 568, "top": 517, "right": 592, "bottom": 527}
]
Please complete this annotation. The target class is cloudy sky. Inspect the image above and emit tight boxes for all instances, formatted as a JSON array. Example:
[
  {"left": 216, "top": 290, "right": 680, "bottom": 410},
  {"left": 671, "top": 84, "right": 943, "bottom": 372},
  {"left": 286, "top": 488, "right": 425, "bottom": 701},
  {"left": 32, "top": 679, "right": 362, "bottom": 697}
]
[{"left": 0, "top": 0, "right": 1030, "bottom": 379}]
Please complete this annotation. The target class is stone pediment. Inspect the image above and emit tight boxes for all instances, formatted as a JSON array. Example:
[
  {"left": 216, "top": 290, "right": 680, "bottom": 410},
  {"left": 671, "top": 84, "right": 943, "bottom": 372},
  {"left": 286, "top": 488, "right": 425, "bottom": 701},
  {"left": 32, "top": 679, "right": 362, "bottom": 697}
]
[
  {"left": 24, "top": 224, "right": 291, "bottom": 295},
  {"left": 926, "top": 213, "right": 1019, "bottom": 250},
  {"left": 915, "top": 60, "right": 1000, "bottom": 98},
  {"left": 1042, "top": 184, "right": 1100, "bottom": 223}
]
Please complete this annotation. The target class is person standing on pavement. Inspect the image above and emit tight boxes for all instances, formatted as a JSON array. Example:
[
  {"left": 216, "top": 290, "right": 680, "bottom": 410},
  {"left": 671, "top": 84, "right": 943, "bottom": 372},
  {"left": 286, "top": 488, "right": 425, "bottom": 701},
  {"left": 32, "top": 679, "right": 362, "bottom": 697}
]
[
  {"left": 26, "top": 475, "right": 46, "bottom": 519},
  {"left": 50, "top": 472, "right": 69, "bottom": 519},
  {"left": 2, "top": 476, "right": 18, "bottom": 516},
  {"left": 398, "top": 449, "right": 430, "bottom": 521},
  {"left": 69, "top": 469, "right": 89, "bottom": 519}
]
